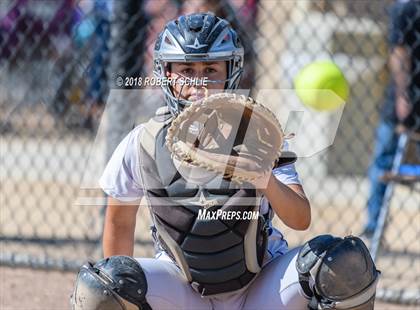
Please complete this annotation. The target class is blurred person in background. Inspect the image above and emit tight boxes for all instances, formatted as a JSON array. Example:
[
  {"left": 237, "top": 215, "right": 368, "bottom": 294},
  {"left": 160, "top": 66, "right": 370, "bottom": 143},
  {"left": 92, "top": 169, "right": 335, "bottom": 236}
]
[
  {"left": 144, "top": 0, "right": 180, "bottom": 74},
  {"left": 0, "top": 0, "right": 79, "bottom": 63},
  {"left": 181, "top": 0, "right": 258, "bottom": 90},
  {"left": 362, "top": 0, "right": 419, "bottom": 239},
  {"left": 0, "top": 0, "right": 112, "bottom": 131},
  {"left": 75, "top": 0, "right": 111, "bottom": 129},
  {"left": 46, "top": 0, "right": 112, "bottom": 130},
  {"left": 0, "top": 0, "right": 81, "bottom": 133}
]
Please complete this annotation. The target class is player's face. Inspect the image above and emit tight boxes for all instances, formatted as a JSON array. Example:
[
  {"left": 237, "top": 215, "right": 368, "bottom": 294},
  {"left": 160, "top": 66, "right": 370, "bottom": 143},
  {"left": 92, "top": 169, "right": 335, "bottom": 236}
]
[{"left": 167, "top": 61, "right": 227, "bottom": 101}]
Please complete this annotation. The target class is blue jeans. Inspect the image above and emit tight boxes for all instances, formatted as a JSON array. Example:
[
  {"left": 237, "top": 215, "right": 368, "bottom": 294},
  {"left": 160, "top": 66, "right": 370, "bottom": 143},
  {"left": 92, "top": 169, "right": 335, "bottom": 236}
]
[{"left": 366, "top": 120, "right": 399, "bottom": 232}]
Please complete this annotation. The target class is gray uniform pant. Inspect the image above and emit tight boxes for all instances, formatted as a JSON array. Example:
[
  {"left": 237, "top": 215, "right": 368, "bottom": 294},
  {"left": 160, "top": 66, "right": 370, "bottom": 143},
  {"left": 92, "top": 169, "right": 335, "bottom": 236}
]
[{"left": 136, "top": 247, "right": 308, "bottom": 310}]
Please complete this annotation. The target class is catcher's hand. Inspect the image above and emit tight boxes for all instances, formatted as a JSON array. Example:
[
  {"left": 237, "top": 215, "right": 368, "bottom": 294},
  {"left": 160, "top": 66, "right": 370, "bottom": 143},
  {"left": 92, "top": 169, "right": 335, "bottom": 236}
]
[{"left": 166, "top": 93, "right": 285, "bottom": 186}]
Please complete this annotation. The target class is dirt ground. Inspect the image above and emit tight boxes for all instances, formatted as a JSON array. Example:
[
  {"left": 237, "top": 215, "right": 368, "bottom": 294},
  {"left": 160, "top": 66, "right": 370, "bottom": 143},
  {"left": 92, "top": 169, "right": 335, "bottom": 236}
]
[{"left": 0, "top": 267, "right": 418, "bottom": 310}]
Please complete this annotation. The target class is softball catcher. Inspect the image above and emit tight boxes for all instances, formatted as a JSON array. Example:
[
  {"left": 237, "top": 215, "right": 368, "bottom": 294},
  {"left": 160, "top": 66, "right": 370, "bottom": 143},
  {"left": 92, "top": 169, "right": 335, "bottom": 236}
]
[{"left": 71, "top": 13, "right": 379, "bottom": 309}]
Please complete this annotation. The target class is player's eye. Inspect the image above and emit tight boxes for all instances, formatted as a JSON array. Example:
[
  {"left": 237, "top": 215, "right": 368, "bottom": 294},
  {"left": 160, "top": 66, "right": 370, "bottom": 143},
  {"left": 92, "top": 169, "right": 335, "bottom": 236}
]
[
  {"left": 205, "top": 67, "right": 217, "bottom": 74},
  {"left": 181, "top": 68, "right": 194, "bottom": 76}
]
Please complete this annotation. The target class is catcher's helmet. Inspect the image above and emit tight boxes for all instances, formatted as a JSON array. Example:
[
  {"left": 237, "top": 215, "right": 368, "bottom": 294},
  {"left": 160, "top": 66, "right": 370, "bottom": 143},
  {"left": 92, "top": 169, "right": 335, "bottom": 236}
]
[{"left": 153, "top": 13, "right": 244, "bottom": 115}]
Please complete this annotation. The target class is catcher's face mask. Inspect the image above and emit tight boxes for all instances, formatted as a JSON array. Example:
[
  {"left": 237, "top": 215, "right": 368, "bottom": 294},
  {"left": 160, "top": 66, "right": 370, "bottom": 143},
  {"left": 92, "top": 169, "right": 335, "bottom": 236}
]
[
  {"left": 153, "top": 13, "right": 244, "bottom": 115},
  {"left": 167, "top": 61, "right": 227, "bottom": 101}
]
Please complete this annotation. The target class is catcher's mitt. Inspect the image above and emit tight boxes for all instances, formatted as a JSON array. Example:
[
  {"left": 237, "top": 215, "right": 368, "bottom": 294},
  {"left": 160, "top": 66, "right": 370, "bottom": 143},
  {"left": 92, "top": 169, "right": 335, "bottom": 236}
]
[{"left": 165, "top": 93, "right": 285, "bottom": 185}]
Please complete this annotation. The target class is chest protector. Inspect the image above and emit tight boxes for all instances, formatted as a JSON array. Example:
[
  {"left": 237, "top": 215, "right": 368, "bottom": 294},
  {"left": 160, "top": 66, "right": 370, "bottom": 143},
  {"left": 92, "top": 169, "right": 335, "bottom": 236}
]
[{"left": 138, "top": 107, "right": 268, "bottom": 296}]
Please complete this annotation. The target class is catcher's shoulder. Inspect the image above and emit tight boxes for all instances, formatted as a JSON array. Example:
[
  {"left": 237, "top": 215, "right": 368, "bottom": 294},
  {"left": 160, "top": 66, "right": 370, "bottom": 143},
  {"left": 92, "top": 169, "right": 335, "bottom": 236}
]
[{"left": 126, "top": 124, "right": 146, "bottom": 142}]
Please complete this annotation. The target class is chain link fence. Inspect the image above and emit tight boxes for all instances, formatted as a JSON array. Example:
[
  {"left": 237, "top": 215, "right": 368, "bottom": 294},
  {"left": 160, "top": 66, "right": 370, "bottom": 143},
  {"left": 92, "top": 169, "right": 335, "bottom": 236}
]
[{"left": 1, "top": 0, "right": 419, "bottom": 305}]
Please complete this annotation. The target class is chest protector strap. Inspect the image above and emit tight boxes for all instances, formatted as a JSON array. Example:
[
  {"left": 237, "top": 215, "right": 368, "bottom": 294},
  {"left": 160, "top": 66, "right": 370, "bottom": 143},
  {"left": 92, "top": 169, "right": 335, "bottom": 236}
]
[{"left": 138, "top": 107, "right": 268, "bottom": 296}]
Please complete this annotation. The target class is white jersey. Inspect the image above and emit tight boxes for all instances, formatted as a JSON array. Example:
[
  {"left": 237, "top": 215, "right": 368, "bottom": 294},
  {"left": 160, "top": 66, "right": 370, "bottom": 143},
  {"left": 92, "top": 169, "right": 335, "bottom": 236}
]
[{"left": 99, "top": 125, "right": 301, "bottom": 261}]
